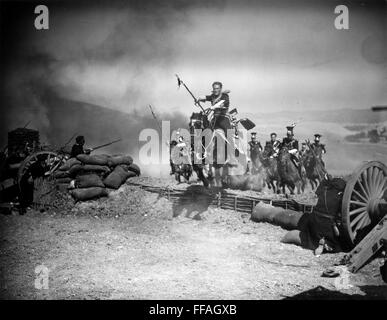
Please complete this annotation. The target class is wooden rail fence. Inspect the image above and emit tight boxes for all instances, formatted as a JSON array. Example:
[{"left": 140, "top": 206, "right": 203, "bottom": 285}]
[{"left": 128, "top": 182, "right": 314, "bottom": 214}]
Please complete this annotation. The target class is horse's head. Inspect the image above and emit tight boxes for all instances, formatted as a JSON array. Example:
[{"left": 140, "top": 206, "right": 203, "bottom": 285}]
[
  {"left": 189, "top": 112, "right": 204, "bottom": 131},
  {"left": 314, "top": 147, "right": 323, "bottom": 158},
  {"left": 303, "top": 150, "right": 313, "bottom": 165},
  {"left": 278, "top": 145, "right": 289, "bottom": 157}
]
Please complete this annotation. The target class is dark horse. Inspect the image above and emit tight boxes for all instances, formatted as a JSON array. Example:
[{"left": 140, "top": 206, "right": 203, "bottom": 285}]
[
  {"left": 189, "top": 112, "right": 211, "bottom": 187},
  {"left": 277, "top": 146, "right": 306, "bottom": 194},
  {"left": 302, "top": 148, "right": 326, "bottom": 190},
  {"left": 189, "top": 111, "right": 236, "bottom": 187},
  {"left": 257, "top": 148, "right": 281, "bottom": 193}
]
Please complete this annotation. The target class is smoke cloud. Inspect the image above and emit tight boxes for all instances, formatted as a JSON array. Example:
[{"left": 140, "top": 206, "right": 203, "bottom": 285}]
[{"left": 1, "top": 0, "right": 386, "bottom": 176}]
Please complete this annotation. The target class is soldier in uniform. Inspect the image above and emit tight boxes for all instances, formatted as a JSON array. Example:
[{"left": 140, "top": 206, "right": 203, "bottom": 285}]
[
  {"left": 299, "top": 142, "right": 308, "bottom": 159},
  {"left": 197, "top": 81, "right": 231, "bottom": 132},
  {"left": 281, "top": 125, "right": 300, "bottom": 167},
  {"left": 310, "top": 134, "right": 326, "bottom": 158},
  {"left": 70, "top": 135, "right": 92, "bottom": 158},
  {"left": 169, "top": 139, "right": 178, "bottom": 175},
  {"left": 248, "top": 132, "right": 263, "bottom": 164},
  {"left": 265, "top": 132, "right": 281, "bottom": 158}
]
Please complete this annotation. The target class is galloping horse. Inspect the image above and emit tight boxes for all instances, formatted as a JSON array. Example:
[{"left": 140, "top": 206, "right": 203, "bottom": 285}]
[
  {"left": 277, "top": 146, "right": 306, "bottom": 194},
  {"left": 302, "top": 146, "right": 326, "bottom": 190},
  {"left": 189, "top": 111, "right": 238, "bottom": 187},
  {"left": 189, "top": 112, "right": 211, "bottom": 187},
  {"left": 257, "top": 148, "right": 281, "bottom": 193}
]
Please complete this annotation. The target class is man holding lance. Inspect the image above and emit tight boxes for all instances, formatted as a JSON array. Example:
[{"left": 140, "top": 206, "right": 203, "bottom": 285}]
[{"left": 197, "top": 81, "right": 231, "bottom": 133}]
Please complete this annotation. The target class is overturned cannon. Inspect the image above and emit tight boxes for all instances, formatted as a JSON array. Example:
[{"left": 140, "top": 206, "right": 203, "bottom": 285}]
[{"left": 252, "top": 161, "right": 387, "bottom": 254}]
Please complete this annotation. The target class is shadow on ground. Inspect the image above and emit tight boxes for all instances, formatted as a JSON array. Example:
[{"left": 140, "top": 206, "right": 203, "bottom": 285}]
[
  {"left": 172, "top": 185, "right": 222, "bottom": 219},
  {"left": 283, "top": 285, "right": 387, "bottom": 300}
]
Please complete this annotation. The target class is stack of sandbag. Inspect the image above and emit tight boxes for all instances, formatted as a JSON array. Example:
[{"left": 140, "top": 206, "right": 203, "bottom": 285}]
[
  {"left": 54, "top": 154, "right": 141, "bottom": 201},
  {"left": 103, "top": 165, "right": 137, "bottom": 189}
]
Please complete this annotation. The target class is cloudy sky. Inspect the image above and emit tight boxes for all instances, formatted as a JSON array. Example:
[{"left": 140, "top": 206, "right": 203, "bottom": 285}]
[{"left": 1, "top": 0, "right": 386, "bottom": 131}]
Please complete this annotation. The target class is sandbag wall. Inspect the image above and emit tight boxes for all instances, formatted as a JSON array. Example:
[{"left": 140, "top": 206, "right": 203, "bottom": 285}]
[{"left": 54, "top": 154, "right": 141, "bottom": 201}]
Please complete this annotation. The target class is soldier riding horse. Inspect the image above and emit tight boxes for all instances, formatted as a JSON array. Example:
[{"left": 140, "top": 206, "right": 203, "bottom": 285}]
[{"left": 177, "top": 75, "right": 255, "bottom": 188}]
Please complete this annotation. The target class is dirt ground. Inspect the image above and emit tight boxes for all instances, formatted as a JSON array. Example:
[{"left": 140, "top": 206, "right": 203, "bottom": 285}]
[{"left": 0, "top": 179, "right": 386, "bottom": 300}]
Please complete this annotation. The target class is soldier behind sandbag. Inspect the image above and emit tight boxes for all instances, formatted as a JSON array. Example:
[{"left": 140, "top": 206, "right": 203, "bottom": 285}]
[{"left": 70, "top": 135, "right": 92, "bottom": 158}]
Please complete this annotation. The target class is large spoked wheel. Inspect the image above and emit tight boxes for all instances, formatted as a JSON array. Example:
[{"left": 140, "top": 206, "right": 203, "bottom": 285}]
[
  {"left": 17, "top": 151, "right": 65, "bottom": 189},
  {"left": 341, "top": 161, "right": 387, "bottom": 246}
]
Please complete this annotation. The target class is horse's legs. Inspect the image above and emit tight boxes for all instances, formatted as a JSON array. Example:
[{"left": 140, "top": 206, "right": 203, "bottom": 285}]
[
  {"left": 296, "top": 181, "right": 304, "bottom": 194},
  {"left": 310, "top": 178, "right": 318, "bottom": 191},
  {"left": 281, "top": 182, "right": 286, "bottom": 195},
  {"left": 271, "top": 182, "right": 277, "bottom": 194},
  {"left": 265, "top": 177, "right": 271, "bottom": 191},
  {"left": 214, "top": 167, "right": 222, "bottom": 187},
  {"left": 312, "top": 179, "right": 317, "bottom": 191},
  {"left": 288, "top": 182, "right": 295, "bottom": 195},
  {"left": 275, "top": 180, "right": 280, "bottom": 194},
  {"left": 197, "top": 169, "right": 209, "bottom": 187}
]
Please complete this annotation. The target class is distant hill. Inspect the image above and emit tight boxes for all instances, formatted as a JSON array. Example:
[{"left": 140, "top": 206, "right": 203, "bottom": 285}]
[
  {"left": 241, "top": 108, "right": 387, "bottom": 125},
  {"left": 0, "top": 92, "right": 187, "bottom": 163},
  {"left": 42, "top": 94, "right": 187, "bottom": 156}
]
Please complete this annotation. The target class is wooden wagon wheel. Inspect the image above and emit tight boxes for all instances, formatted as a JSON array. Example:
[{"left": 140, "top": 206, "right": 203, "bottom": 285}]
[
  {"left": 17, "top": 151, "right": 65, "bottom": 189},
  {"left": 341, "top": 161, "right": 387, "bottom": 246}
]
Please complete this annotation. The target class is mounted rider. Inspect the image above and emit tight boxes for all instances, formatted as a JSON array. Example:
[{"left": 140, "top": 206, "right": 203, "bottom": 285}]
[
  {"left": 281, "top": 125, "right": 301, "bottom": 168},
  {"left": 170, "top": 134, "right": 192, "bottom": 168},
  {"left": 265, "top": 132, "right": 281, "bottom": 158},
  {"left": 197, "top": 81, "right": 240, "bottom": 166},
  {"left": 310, "top": 134, "right": 326, "bottom": 158},
  {"left": 248, "top": 132, "right": 263, "bottom": 160},
  {"left": 169, "top": 132, "right": 179, "bottom": 175},
  {"left": 197, "top": 81, "right": 231, "bottom": 133},
  {"left": 299, "top": 142, "right": 308, "bottom": 159}
]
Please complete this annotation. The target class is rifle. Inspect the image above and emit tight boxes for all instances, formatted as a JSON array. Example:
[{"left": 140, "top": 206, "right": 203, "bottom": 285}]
[
  {"left": 91, "top": 138, "right": 122, "bottom": 151},
  {"left": 176, "top": 74, "right": 205, "bottom": 112}
]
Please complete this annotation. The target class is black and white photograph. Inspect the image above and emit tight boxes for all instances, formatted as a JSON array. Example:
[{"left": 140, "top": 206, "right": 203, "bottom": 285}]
[{"left": 0, "top": 0, "right": 386, "bottom": 304}]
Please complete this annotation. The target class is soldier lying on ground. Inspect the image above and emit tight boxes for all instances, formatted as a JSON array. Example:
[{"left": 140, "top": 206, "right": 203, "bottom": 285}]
[{"left": 252, "top": 176, "right": 347, "bottom": 255}]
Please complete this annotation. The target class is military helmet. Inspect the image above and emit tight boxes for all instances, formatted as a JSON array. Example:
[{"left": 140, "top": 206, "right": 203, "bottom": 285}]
[{"left": 286, "top": 125, "right": 295, "bottom": 136}]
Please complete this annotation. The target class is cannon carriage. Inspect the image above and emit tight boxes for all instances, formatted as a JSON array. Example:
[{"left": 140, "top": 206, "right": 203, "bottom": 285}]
[
  {"left": 337, "top": 161, "right": 387, "bottom": 281},
  {"left": 336, "top": 107, "right": 387, "bottom": 282},
  {"left": 0, "top": 127, "right": 67, "bottom": 212}
]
